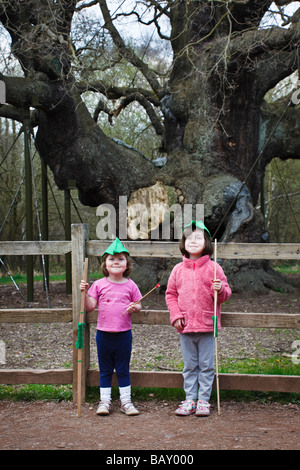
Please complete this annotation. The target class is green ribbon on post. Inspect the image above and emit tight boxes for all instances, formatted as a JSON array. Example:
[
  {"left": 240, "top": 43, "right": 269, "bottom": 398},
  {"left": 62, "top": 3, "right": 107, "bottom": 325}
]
[
  {"left": 212, "top": 316, "right": 218, "bottom": 337},
  {"left": 76, "top": 321, "right": 85, "bottom": 349}
]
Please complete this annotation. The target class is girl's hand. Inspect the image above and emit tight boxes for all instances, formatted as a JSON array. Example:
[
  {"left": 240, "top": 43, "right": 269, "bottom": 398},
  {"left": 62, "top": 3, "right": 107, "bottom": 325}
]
[
  {"left": 173, "top": 318, "right": 185, "bottom": 330},
  {"left": 126, "top": 302, "right": 142, "bottom": 314},
  {"left": 212, "top": 278, "right": 222, "bottom": 292},
  {"left": 80, "top": 280, "right": 89, "bottom": 292}
]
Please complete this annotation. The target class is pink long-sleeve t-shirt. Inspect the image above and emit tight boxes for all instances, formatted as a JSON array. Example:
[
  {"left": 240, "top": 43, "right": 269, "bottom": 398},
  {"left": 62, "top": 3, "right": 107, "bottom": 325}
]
[
  {"left": 88, "top": 277, "right": 142, "bottom": 332},
  {"left": 165, "top": 255, "right": 231, "bottom": 334}
]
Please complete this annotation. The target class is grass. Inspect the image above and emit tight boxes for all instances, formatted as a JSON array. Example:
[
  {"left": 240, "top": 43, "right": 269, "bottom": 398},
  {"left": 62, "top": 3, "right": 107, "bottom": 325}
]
[
  {"left": 272, "top": 262, "right": 300, "bottom": 274},
  {"left": 132, "top": 355, "right": 300, "bottom": 376},
  {"left": 0, "top": 384, "right": 73, "bottom": 402},
  {"left": 0, "top": 273, "right": 54, "bottom": 284},
  {"left": 0, "top": 271, "right": 103, "bottom": 285},
  {"left": 0, "top": 384, "right": 298, "bottom": 406},
  {"left": 0, "top": 273, "right": 66, "bottom": 285},
  {"left": 219, "top": 356, "right": 300, "bottom": 376},
  {"left": 0, "top": 356, "right": 299, "bottom": 404}
]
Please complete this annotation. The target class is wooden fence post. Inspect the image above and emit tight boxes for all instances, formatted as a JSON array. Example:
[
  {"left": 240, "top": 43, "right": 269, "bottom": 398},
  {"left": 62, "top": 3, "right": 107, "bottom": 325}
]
[{"left": 71, "top": 224, "right": 89, "bottom": 404}]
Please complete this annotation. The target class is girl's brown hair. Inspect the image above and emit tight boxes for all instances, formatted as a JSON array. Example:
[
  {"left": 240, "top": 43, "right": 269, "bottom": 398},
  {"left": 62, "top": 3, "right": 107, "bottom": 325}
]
[
  {"left": 179, "top": 224, "right": 213, "bottom": 258},
  {"left": 101, "top": 252, "right": 133, "bottom": 278}
]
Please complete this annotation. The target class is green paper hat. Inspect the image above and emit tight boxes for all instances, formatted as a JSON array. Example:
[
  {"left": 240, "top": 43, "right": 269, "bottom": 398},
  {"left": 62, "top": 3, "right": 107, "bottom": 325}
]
[
  {"left": 183, "top": 220, "right": 211, "bottom": 237},
  {"left": 102, "top": 237, "right": 130, "bottom": 257}
]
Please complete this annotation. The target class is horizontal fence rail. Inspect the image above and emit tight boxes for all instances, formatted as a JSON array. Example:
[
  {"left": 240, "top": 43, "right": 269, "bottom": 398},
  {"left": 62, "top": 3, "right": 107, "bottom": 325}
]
[
  {"left": 0, "top": 226, "right": 299, "bottom": 400},
  {"left": 87, "top": 241, "right": 300, "bottom": 260},
  {"left": 2, "top": 240, "right": 299, "bottom": 260},
  {"left": 1, "top": 309, "right": 299, "bottom": 329},
  {"left": 0, "top": 240, "right": 71, "bottom": 256}
]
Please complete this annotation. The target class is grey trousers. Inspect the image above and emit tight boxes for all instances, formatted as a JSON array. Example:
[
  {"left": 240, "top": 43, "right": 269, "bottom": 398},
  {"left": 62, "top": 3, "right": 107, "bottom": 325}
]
[{"left": 180, "top": 332, "right": 215, "bottom": 402}]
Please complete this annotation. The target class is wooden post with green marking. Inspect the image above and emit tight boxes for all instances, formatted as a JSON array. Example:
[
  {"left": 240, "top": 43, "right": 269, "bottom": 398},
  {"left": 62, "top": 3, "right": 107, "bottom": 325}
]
[
  {"left": 71, "top": 224, "right": 89, "bottom": 415},
  {"left": 76, "top": 257, "right": 88, "bottom": 417}
]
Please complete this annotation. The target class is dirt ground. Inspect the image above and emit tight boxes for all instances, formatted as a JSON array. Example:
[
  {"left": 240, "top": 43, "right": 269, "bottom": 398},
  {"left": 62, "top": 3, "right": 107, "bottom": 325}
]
[
  {"left": 0, "top": 275, "right": 300, "bottom": 451},
  {"left": 0, "top": 399, "right": 299, "bottom": 451}
]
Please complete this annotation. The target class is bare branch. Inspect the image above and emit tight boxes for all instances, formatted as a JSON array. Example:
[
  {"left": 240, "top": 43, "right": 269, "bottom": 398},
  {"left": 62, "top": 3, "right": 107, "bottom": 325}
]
[
  {"left": 93, "top": 98, "right": 113, "bottom": 123},
  {"left": 75, "top": 0, "right": 99, "bottom": 12},
  {"left": 97, "top": 0, "right": 162, "bottom": 95},
  {"left": 0, "top": 0, "right": 77, "bottom": 79},
  {"left": 112, "top": 0, "right": 171, "bottom": 40},
  {"left": 260, "top": 98, "right": 300, "bottom": 167},
  {"left": 0, "top": 104, "right": 26, "bottom": 123},
  {"left": 0, "top": 73, "right": 66, "bottom": 111},
  {"left": 76, "top": 80, "right": 161, "bottom": 106},
  {"left": 229, "top": 0, "right": 272, "bottom": 32},
  {"left": 275, "top": 0, "right": 296, "bottom": 6},
  {"left": 229, "top": 21, "right": 300, "bottom": 64},
  {"left": 113, "top": 92, "right": 164, "bottom": 136}
]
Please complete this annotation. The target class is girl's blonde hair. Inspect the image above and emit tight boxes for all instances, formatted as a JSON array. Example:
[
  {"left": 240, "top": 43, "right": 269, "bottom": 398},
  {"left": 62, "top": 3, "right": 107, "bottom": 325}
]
[
  {"left": 101, "top": 252, "right": 133, "bottom": 278},
  {"left": 179, "top": 224, "right": 213, "bottom": 258}
]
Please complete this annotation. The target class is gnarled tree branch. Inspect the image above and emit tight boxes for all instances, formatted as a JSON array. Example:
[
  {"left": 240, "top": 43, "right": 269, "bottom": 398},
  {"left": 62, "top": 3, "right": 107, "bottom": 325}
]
[{"left": 98, "top": 0, "right": 162, "bottom": 96}]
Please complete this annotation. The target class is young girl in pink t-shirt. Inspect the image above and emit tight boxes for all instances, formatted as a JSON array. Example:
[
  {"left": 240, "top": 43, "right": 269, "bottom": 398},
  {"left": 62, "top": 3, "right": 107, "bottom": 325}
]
[
  {"left": 166, "top": 221, "right": 231, "bottom": 416},
  {"left": 80, "top": 238, "right": 142, "bottom": 416}
]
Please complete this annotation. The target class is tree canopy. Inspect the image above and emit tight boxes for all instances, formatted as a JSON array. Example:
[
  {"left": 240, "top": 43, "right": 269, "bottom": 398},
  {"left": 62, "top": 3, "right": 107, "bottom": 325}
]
[{"left": 0, "top": 1, "right": 299, "bottom": 289}]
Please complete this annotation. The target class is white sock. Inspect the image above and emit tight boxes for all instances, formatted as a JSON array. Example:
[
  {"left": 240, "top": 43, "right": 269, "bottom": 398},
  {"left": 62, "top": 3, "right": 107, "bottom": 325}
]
[
  {"left": 119, "top": 385, "right": 131, "bottom": 404},
  {"left": 100, "top": 387, "right": 111, "bottom": 403}
]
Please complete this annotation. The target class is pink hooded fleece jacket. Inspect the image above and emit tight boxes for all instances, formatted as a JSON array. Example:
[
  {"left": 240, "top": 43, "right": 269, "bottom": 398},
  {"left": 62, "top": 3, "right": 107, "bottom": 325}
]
[{"left": 165, "top": 255, "right": 231, "bottom": 334}]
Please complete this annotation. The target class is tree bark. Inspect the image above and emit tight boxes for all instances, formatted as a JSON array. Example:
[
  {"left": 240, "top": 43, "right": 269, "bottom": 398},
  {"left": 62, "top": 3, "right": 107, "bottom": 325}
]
[{"left": 0, "top": 0, "right": 299, "bottom": 291}]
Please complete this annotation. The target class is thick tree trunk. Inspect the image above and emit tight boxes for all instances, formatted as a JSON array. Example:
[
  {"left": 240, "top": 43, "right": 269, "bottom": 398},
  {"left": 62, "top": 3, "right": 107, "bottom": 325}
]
[
  {"left": 0, "top": 0, "right": 299, "bottom": 292},
  {"left": 34, "top": 84, "right": 157, "bottom": 207}
]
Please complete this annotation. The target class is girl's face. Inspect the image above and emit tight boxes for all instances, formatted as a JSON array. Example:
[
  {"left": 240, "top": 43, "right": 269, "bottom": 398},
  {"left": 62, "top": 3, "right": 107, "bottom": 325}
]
[
  {"left": 106, "top": 253, "right": 127, "bottom": 277},
  {"left": 184, "top": 228, "right": 205, "bottom": 259}
]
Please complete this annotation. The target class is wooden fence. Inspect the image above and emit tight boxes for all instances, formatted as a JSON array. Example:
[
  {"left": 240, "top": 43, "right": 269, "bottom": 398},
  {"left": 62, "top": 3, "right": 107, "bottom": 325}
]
[{"left": 0, "top": 223, "right": 299, "bottom": 403}]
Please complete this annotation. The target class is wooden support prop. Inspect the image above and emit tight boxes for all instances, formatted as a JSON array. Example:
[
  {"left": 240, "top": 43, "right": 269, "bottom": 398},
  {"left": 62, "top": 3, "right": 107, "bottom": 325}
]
[
  {"left": 213, "top": 239, "right": 221, "bottom": 416},
  {"left": 76, "top": 257, "right": 88, "bottom": 417}
]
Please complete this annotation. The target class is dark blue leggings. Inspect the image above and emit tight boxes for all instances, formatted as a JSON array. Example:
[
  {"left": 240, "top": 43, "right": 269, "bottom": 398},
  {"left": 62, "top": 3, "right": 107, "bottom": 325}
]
[{"left": 96, "top": 330, "right": 132, "bottom": 388}]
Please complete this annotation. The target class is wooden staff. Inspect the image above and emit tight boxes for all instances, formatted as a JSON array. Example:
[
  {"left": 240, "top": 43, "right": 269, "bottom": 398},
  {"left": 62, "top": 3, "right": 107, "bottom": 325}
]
[
  {"left": 76, "top": 257, "right": 88, "bottom": 418},
  {"left": 122, "top": 283, "right": 160, "bottom": 316},
  {"left": 213, "top": 239, "right": 221, "bottom": 416}
]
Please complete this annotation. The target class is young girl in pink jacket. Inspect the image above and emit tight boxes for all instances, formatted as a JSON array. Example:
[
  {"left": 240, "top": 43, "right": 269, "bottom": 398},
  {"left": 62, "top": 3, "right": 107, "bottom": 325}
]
[{"left": 165, "top": 221, "right": 231, "bottom": 416}]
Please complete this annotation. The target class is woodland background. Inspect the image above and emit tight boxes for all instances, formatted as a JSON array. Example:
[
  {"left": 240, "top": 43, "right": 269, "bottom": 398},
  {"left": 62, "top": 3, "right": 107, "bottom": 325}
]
[{"left": 0, "top": 1, "right": 299, "bottom": 279}]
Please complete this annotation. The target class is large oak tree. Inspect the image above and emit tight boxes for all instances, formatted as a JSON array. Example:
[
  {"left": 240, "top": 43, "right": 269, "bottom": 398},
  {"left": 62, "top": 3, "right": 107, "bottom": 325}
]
[{"left": 0, "top": 0, "right": 299, "bottom": 290}]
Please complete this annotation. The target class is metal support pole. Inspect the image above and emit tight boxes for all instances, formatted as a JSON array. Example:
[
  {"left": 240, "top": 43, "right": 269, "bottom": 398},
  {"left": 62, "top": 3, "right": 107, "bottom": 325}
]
[
  {"left": 24, "top": 117, "right": 33, "bottom": 302},
  {"left": 41, "top": 157, "right": 49, "bottom": 290},
  {"left": 65, "top": 188, "right": 72, "bottom": 294}
]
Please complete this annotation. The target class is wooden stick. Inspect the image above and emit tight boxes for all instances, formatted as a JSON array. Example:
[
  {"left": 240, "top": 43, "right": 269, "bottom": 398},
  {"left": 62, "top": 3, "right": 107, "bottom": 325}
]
[
  {"left": 214, "top": 239, "right": 221, "bottom": 416},
  {"left": 77, "top": 257, "right": 88, "bottom": 418},
  {"left": 122, "top": 283, "right": 160, "bottom": 316}
]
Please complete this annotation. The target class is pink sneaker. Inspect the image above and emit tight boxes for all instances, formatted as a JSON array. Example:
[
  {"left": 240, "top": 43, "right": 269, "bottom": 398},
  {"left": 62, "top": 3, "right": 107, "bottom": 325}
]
[
  {"left": 175, "top": 400, "right": 196, "bottom": 416},
  {"left": 195, "top": 400, "right": 210, "bottom": 416}
]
